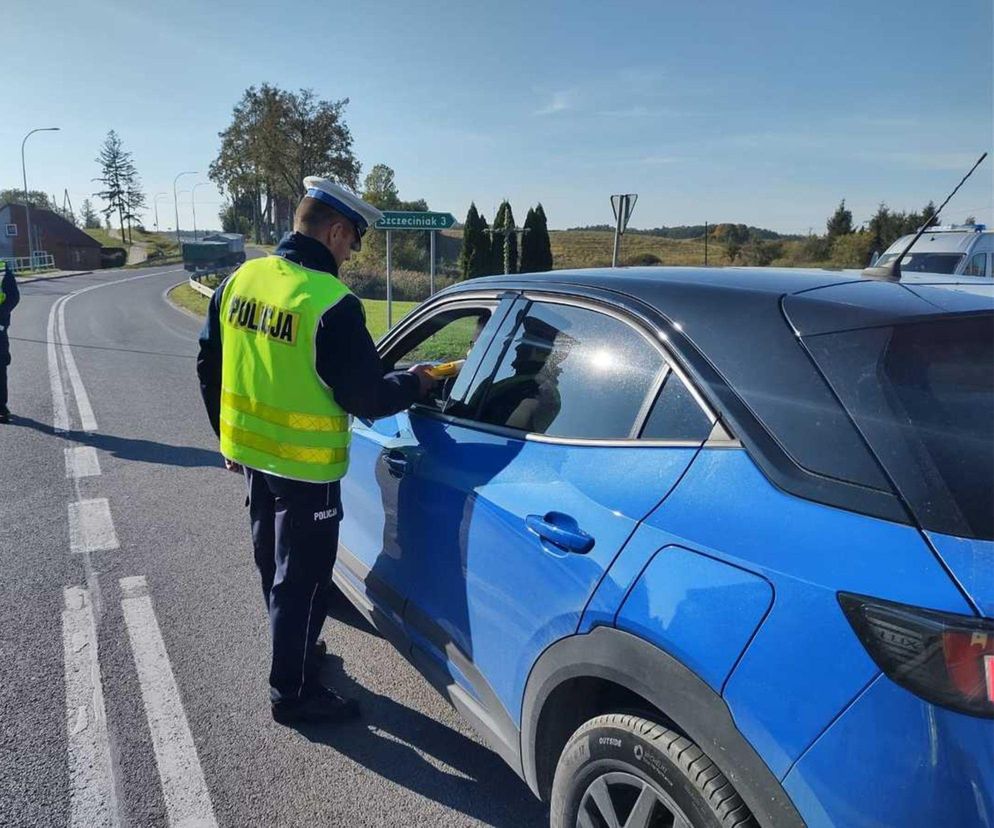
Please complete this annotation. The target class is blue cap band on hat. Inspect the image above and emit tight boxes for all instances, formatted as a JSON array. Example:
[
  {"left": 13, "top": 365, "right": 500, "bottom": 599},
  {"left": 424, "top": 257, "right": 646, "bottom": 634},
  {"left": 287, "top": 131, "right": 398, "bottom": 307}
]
[{"left": 305, "top": 188, "right": 368, "bottom": 232}]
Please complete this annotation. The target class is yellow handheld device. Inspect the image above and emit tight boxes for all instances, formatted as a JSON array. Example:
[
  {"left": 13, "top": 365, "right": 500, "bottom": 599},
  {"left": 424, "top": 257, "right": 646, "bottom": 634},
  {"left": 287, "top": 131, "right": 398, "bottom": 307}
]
[{"left": 427, "top": 359, "right": 466, "bottom": 379}]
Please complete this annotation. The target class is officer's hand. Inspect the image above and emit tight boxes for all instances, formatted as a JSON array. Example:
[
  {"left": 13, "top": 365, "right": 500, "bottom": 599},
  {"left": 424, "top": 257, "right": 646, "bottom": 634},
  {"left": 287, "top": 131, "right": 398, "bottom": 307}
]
[
  {"left": 408, "top": 364, "right": 440, "bottom": 397},
  {"left": 224, "top": 458, "right": 243, "bottom": 473}
]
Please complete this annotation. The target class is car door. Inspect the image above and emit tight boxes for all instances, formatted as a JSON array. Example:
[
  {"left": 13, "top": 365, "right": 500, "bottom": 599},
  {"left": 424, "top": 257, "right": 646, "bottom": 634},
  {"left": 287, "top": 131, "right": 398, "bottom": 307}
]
[
  {"left": 336, "top": 294, "right": 513, "bottom": 640},
  {"left": 392, "top": 294, "right": 714, "bottom": 754}
]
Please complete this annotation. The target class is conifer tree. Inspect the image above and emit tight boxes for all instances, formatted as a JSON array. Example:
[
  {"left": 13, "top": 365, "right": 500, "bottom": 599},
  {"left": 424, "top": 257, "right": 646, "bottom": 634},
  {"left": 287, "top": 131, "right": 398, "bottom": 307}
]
[{"left": 533, "top": 203, "right": 553, "bottom": 271}]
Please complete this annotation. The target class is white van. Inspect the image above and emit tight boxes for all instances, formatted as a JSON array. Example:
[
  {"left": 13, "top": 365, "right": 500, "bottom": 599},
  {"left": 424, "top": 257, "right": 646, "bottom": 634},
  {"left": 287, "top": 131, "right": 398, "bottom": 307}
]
[{"left": 875, "top": 224, "right": 993, "bottom": 277}]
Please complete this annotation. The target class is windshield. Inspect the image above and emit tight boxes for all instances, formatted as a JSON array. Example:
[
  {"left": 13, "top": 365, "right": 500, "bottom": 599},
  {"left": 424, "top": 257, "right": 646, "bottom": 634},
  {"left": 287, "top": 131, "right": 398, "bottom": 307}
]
[
  {"left": 803, "top": 313, "right": 994, "bottom": 540},
  {"left": 875, "top": 252, "right": 964, "bottom": 274}
]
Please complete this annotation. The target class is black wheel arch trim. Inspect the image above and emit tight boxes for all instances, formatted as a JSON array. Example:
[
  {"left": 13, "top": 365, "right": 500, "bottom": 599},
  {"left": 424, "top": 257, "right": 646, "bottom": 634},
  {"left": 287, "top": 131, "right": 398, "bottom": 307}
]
[{"left": 520, "top": 626, "right": 806, "bottom": 828}]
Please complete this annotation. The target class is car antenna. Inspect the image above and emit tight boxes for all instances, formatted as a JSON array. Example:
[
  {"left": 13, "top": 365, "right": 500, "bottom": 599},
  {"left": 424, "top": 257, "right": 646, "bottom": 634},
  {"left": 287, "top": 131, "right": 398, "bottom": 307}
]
[{"left": 862, "top": 151, "right": 988, "bottom": 281}]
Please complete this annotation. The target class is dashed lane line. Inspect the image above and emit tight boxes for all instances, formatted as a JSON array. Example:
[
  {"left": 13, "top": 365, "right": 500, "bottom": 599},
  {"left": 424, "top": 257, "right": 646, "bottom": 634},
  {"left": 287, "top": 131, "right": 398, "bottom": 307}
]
[
  {"left": 62, "top": 586, "right": 120, "bottom": 827},
  {"left": 65, "top": 446, "right": 101, "bottom": 479},
  {"left": 68, "top": 499, "right": 120, "bottom": 555},
  {"left": 120, "top": 576, "right": 218, "bottom": 828}
]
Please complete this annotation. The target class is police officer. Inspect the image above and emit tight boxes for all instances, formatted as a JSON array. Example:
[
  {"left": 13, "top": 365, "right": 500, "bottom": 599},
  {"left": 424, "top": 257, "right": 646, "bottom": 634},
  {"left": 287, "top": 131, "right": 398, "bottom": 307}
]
[
  {"left": 0, "top": 259, "right": 20, "bottom": 424},
  {"left": 197, "top": 178, "right": 436, "bottom": 724}
]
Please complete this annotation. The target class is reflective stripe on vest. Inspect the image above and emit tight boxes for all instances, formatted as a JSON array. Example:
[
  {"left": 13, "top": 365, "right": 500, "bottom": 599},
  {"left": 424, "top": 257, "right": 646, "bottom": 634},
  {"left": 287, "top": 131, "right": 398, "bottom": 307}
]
[{"left": 218, "top": 255, "right": 353, "bottom": 483}]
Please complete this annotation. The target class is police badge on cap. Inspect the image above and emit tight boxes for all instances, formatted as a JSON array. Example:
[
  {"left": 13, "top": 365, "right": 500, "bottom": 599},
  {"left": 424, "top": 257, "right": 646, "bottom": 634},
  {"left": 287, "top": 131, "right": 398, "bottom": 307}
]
[{"left": 303, "top": 177, "right": 383, "bottom": 252}]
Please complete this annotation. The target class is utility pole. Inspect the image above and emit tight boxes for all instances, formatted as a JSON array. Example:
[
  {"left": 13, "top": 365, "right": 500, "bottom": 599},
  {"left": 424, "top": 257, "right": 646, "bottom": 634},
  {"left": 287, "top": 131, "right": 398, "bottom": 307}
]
[
  {"left": 152, "top": 192, "right": 167, "bottom": 232},
  {"left": 21, "top": 127, "right": 60, "bottom": 264},
  {"left": 704, "top": 221, "right": 709, "bottom": 266},
  {"left": 173, "top": 170, "right": 197, "bottom": 247},
  {"left": 191, "top": 182, "right": 209, "bottom": 241}
]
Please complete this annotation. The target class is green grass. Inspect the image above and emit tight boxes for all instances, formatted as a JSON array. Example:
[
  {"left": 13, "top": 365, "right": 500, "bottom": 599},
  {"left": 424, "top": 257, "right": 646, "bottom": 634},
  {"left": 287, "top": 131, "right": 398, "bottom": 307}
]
[{"left": 167, "top": 284, "right": 418, "bottom": 341}]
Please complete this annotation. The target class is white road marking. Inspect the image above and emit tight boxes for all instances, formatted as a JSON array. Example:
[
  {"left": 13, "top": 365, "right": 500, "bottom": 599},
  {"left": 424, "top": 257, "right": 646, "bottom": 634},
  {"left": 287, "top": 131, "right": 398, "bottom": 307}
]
[
  {"left": 68, "top": 499, "right": 119, "bottom": 554},
  {"left": 65, "top": 446, "right": 101, "bottom": 479},
  {"left": 62, "top": 586, "right": 120, "bottom": 827},
  {"left": 45, "top": 269, "right": 183, "bottom": 433},
  {"left": 120, "top": 576, "right": 218, "bottom": 828},
  {"left": 58, "top": 293, "right": 98, "bottom": 432},
  {"left": 47, "top": 295, "right": 71, "bottom": 433}
]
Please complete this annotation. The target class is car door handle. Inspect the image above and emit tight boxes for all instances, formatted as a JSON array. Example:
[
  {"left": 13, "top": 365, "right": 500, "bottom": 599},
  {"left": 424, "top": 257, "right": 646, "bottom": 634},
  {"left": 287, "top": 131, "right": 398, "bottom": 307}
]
[
  {"left": 381, "top": 449, "right": 410, "bottom": 478},
  {"left": 526, "top": 512, "right": 595, "bottom": 554}
]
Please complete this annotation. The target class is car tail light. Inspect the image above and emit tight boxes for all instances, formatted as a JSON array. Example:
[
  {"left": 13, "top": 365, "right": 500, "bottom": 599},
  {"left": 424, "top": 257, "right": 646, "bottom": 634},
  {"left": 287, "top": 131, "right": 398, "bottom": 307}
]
[{"left": 839, "top": 592, "right": 994, "bottom": 718}]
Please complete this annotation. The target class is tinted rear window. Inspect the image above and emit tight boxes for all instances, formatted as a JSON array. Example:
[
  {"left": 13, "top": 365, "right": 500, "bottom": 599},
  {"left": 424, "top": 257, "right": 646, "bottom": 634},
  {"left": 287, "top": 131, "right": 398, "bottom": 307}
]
[{"left": 804, "top": 313, "right": 994, "bottom": 540}]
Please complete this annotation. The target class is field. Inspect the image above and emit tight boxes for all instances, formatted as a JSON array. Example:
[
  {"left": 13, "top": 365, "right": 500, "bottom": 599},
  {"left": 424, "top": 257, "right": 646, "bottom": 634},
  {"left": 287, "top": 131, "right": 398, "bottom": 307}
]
[{"left": 167, "top": 284, "right": 418, "bottom": 342}]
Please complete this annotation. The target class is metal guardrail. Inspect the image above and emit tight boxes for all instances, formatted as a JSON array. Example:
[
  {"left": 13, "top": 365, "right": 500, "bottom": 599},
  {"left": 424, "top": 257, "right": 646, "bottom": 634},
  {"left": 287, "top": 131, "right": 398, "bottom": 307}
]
[
  {"left": 4, "top": 252, "right": 56, "bottom": 273},
  {"left": 188, "top": 277, "right": 215, "bottom": 298}
]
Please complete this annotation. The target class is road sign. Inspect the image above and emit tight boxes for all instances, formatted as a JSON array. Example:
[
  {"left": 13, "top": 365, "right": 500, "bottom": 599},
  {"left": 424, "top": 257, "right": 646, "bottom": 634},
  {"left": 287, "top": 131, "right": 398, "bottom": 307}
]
[
  {"left": 375, "top": 211, "right": 456, "bottom": 231},
  {"left": 610, "top": 194, "right": 637, "bottom": 235},
  {"left": 610, "top": 194, "right": 638, "bottom": 267}
]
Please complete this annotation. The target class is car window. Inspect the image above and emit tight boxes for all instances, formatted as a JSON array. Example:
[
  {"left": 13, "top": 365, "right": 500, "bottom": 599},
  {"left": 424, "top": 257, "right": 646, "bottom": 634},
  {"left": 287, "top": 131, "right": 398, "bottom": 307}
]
[
  {"left": 964, "top": 253, "right": 987, "bottom": 277},
  {"left": 640, "top": 369, "right": 713, "bottom": 441},
  {"left": 389, "top": 306, "right": 494, "bottom": 409},
  {"left": 458, "top": 301, "right": 665, "bottom": 439}
]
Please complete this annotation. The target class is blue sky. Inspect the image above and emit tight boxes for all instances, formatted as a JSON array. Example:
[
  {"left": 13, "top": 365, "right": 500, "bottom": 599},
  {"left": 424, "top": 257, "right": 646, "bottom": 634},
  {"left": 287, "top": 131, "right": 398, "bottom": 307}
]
[{"left": 3, "top": 0, "right": 991, "bottom": 233}]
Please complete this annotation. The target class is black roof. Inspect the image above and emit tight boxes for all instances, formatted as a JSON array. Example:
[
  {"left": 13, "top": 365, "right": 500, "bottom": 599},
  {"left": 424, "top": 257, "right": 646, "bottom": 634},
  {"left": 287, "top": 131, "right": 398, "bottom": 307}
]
[{"left": 439, "top": 267, "right": 994, "bottom": 524}]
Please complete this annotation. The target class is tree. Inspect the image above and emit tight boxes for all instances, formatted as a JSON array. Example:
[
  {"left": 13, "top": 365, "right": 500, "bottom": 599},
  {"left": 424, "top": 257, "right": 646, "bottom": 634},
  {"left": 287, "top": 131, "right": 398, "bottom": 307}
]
[
  {"left": 831, "top": 231, "right": 875, "bottom": 268},
  {"left": 209, "top": 84, "right": 360, "bottom": 243},
  {"left": 965, "top": 215, "right": 977, "bottom": 225},
  {"left": 490, "top": 200, "right": 518, "bottom": 275},
  {"left": 122, "top": 176, "right": 147, "bottom": 242},
  {"left": 826, "top": 199, "right": 853, "bottom": 238},
  {"left": 520, "top": 204, "right": 553, "bottom": 272},
  {"left": 80, "top": 198, "right": 102, "bottom": 229},
  {"left": 726, "top": 239, "right": 742, "bottom": 263},
  {"left": 93, "top": 130, "right": 136, "bottom": 241},
  {"left": 0, "top": 189, "right": 52, "bottom": 209},
  {"left": 459, "top": 203, "right": 486, "bottom": 280}
]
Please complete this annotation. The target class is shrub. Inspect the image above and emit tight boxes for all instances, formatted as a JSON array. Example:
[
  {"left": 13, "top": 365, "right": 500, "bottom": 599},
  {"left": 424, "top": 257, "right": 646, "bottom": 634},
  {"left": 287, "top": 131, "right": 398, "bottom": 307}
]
[{"left": 831, "top": 231, "right": 875, "bottom": 268}]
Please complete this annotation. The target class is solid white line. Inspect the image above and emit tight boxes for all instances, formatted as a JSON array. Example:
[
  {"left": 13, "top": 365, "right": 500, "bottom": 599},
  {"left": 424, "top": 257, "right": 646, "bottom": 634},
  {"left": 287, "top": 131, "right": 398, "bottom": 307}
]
[
  {"left": 58, "top": 294, "right": 98, "bottom": 432},
  {"left": 120, "top": 576, "right": 218, "bottom": 828},
  {"left": 47, "top": 294, "right": 71, "bottom": 433},
  {"left": 68, "top": 499, "right": 119, "bottom": 554},
  {"left": 45, "top": 269, "right": 184, "bottom": 433},
  {"left": 62, "top": 586, "right": 120, "bottom": 827},
  {"left": 65, "top": 446, "right": 101, "bottom": 479}
]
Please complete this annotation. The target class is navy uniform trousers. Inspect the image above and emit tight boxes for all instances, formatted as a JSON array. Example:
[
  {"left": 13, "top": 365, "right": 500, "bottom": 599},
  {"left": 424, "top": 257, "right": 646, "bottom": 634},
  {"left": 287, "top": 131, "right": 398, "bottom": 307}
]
[
  {"left": 245, "top": 467, "right": 342, "bottom": 703},
  {"left": 0, "top": 330, "right": 9, "bottom": 409}
]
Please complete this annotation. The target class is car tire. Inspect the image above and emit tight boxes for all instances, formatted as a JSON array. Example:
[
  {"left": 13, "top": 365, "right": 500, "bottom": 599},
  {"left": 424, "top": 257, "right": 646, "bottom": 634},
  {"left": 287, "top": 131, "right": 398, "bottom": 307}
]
[{"left": 550, "top": 713, "right": 757, "bottom": 828}]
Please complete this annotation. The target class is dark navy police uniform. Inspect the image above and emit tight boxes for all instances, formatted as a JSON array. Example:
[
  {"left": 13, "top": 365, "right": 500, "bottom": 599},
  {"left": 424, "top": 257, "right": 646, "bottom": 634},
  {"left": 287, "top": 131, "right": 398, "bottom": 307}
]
[
  {"left": 0, "top": 262, "right": 20, "bottom": 416},
  {"left": 197, "top": 233, "right": 420, "bottom": 704}
]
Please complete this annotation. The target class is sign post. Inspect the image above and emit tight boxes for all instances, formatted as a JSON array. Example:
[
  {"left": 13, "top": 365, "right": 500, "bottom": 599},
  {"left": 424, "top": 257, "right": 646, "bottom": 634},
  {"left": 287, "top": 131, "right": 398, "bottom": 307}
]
[
  {"left": 610, "top": 194, "right": 638, "bottom": 267},
  {"left": 429, "top": 230, "right": 436, "bottom": 295},
  {"left": 375, "top": 211, "right": 456, "bottom": 327}
]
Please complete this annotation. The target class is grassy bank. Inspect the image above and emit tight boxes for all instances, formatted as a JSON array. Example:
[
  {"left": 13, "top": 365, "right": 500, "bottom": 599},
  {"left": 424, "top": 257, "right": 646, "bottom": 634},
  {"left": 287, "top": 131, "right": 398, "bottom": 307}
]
[{"left": 167, "top": 284, "right": 417, "bottom": 341}]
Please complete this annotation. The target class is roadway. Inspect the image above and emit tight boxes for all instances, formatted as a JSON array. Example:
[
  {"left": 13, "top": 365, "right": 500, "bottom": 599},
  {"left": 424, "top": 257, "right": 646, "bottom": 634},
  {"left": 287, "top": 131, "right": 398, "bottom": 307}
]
[{"left": 0, "top": 263, "right": 549, "bottom": 827}]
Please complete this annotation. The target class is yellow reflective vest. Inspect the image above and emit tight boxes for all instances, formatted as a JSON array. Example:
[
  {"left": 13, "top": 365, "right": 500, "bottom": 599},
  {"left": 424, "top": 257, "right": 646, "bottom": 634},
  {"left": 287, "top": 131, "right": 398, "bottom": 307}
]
[{"left": 219, "top": 256, "right": 353, "bottom": 482}]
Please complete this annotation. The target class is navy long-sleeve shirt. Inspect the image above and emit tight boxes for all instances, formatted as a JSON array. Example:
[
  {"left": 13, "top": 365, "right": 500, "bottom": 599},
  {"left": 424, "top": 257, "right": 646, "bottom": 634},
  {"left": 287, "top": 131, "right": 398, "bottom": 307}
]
[
  {"left": 0, "top": 265, "right": 20, "bottom": 329},
  {"left": 196, "top": 232, "right": 420, "bottom": 437}
]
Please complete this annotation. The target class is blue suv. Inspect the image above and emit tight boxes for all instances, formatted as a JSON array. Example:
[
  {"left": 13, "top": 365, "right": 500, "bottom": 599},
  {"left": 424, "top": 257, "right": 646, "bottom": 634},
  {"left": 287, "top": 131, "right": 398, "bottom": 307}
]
[{"left": 335, "top": 267, "right": 994, "bottom": 828}]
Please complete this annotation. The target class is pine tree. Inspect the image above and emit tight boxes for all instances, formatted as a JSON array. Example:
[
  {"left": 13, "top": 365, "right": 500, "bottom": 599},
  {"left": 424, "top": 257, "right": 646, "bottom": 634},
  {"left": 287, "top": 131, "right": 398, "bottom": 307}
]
[
  {"left": 80, "top": 199, "right": 101, "bottom": 229},
  {"left": 491, "top": 200, "right": 518, "bottom": 274},
  {"left": 533, "top": 203, "right": 553, "bottom": 271},
  {"left": 477, "top": 212, "right": 490, "bottom": 277},
  {"left": 459, "top": 203, "right": 481, "bottom": 280},
  {"left": 826, "top": 199, "right": 853, "bottom": 238},
  {"left": 519, "top": 207, "right": 539, "bottom": 272},
  {"left": 93, "top": 130, "right": 135, "bottom": 241}
]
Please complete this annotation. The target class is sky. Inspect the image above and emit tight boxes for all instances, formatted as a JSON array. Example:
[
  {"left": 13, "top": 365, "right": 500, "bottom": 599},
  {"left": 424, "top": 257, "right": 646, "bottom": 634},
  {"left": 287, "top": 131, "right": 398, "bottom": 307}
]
[{"left": 3, "top": 0, "right": 992, "bottom": 234}]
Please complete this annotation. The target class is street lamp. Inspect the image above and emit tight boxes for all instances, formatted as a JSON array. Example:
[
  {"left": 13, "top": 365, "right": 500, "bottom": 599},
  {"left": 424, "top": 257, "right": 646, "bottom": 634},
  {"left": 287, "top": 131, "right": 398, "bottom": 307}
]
[
  {"left": 173, "top": 170, "right": 197, "bottom": 247},
  {"left": 191, "top": 182, "right": 210, "bottom": 241},
  {"left": 152, "top": 192, "right": 167, "bottom": 233},
  {"left": 21, "top": 127, "right": 60, "bottom": 264}
]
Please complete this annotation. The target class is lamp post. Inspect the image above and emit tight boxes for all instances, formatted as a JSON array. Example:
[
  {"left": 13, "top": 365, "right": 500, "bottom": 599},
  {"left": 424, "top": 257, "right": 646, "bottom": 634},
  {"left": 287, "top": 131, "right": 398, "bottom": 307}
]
[
  {"left": 173, "top": 170, "right": 197, "bottom": 247},
  {"left": 191, "top": 182, "right": 210, "bottom": 241},
  {"left": 21, "top": 127, "right": 60, "bottom": 264},
  {"left": 152, "top": 192, "right": 167, "bottom": 232}
]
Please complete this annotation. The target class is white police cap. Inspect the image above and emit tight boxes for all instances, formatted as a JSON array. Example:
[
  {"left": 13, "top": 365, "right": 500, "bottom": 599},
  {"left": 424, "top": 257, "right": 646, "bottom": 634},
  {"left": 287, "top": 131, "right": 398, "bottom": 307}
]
[{"left": 302, "top": 177, "right": 383, "bottom": 239}]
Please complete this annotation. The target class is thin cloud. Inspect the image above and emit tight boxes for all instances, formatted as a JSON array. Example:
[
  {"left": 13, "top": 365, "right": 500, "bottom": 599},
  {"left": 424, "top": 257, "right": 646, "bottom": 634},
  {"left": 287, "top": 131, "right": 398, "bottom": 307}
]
[{"left": 536, "top": 90, "right": 579, "bottom": 116}]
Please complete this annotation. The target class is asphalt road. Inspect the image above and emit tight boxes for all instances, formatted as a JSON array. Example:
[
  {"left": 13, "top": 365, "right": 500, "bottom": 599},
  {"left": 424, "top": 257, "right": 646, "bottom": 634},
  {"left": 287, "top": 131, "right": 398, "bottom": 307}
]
[{"left": 0, "top": 264, "right": 549, "bottom": 827}]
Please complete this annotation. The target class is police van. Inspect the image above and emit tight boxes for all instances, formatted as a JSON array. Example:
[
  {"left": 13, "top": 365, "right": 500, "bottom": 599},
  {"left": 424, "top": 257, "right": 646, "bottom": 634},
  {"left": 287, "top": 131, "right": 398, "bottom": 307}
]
[{"left": 875, "top": 223, "right": 993, "bottom": 277}]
